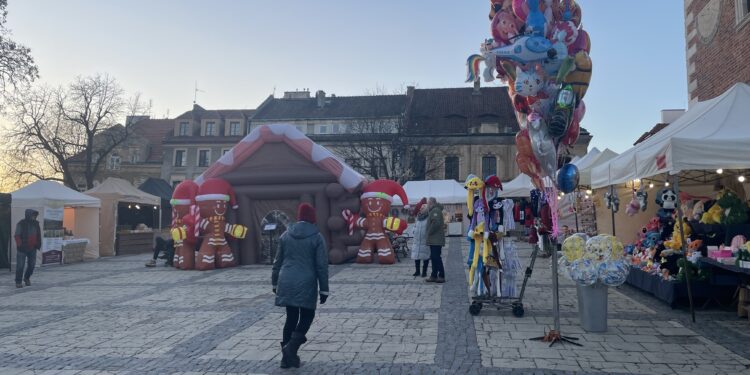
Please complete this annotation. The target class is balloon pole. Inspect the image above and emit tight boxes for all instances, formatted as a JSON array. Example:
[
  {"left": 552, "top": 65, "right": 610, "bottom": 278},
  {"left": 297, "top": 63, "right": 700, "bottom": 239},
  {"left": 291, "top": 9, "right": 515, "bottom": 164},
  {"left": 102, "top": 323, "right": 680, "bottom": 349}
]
[
  {"left": 530, "top": 231, "right": 581, "bottom": 347},
  {"left": 609, "top": 185, "right": 616, "bottom": 236},
  {"left": 673, "top": 176, "right": 696, "bottom": 323},
  {"left": 574, "top": 189, "right": 580, "bottom": 233}
]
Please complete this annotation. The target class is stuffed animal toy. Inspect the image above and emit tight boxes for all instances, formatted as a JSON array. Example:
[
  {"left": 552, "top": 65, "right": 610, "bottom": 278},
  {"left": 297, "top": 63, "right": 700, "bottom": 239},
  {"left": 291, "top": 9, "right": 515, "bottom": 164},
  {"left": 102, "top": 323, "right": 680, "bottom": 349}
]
[
  {"left": 717, "top": 190, "right": 749, "bottom": 225},
  {"left": 730, "top": 235, "right": 747, "bottom": 251},
  {"left": 701, "top": 201, "right": 723, "bottom": 224},
  {"left": 656, "top": 188, "right": 678, "bottom": 210},
  {"left": 692, "top": 200, "right": 705, "bottom": 221},
  {"left": 687, "top": 239, "right": 703, "bottom": 255},
  {"left": 646, "top": 217, "right": 660, "bottom": 233},
  {"left": 562, "top": 51, "right": 592, "bottom": 100},
  {"left": 604, "top": 190, "right": 620, "bottom": 213},
  {"left": 636, "top": 190, "right": 648, "bottom": 211},
  {"left": 642, "top": 231, "right": 661, "bottom": 248},
  {"left": 663, "top": 218, "right": 691, "bottom": 251},
  {"left": 626, "top": 191, "right": 641, "bottom": 217}
]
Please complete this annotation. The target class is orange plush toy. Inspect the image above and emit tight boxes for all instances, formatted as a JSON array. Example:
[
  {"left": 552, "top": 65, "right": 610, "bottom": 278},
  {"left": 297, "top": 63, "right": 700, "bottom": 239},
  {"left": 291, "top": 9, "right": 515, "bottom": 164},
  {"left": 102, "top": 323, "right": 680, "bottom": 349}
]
[{"left": 194, "top": 178, "right": 247, "bottom": 270}]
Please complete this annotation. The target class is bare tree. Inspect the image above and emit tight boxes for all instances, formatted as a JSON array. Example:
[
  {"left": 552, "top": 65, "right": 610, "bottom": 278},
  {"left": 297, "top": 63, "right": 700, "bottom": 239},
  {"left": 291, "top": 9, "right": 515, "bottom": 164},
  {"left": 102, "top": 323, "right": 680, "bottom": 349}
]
[
  {"left": 3, "top": 74, "right": 150, "bottom": 189},
  {"left": 0, "top": 0, "right": 39, "bottom": 101},
  {"left": 334, "top": 117, "right": 443, "bottom": 183}
]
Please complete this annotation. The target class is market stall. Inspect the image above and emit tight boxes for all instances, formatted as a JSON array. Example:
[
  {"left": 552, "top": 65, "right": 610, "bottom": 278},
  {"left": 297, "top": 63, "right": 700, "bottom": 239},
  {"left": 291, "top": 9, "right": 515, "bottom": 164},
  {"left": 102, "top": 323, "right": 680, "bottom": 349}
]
[
  {"left": 85, "top": 178, "right": 161, "bottom": 257},
  {"left": 138, "top": 178, "right": 173, "bottom": 229},
  {"left": 394, "top": 180, "right": 468, "bottom": 236},
  {"left": 10, "top": 180, "right": 100, "bottom": 264},
  {"left": 590, "top": 83, "right": 750, "bottom": 316}
]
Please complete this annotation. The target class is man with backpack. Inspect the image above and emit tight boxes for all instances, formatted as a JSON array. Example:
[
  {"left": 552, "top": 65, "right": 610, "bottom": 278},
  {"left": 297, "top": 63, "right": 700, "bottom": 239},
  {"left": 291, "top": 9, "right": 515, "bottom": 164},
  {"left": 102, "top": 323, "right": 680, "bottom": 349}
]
[{"left": 14, "top": 209, "right": 42, "bottom": 288}]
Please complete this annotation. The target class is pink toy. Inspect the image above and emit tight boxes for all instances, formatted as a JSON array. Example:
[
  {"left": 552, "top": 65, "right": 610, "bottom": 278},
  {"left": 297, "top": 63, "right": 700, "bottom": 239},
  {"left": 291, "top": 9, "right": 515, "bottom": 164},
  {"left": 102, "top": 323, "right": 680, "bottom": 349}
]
[
  {"left": 512, "top": 0, "right": 529, "bottom": 21},
  {"left": 731, "top": 235, "right": 747, "bottom": 251},
  {"left": 569, "top": 28, "right": 590, "bottom": 54},
  {"left": 551, "top": 21, "right": 579, "bottom": 45},
  {"left": 626, "top": 194, "right": 640, "bottom": 217}
]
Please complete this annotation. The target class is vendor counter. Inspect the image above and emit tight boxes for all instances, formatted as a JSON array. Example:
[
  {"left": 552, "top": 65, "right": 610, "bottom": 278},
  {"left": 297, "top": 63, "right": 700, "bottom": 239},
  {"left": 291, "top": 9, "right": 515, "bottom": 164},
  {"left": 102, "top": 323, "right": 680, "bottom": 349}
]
[
  {"left": 625, "top": 266, "right": 734, "bottom": 308},
  {"left": 62, "top": 239, "right": 89, "bottom": 264},
  {"left": 115, "top": 230, "right": 154, "bottom": 256}
]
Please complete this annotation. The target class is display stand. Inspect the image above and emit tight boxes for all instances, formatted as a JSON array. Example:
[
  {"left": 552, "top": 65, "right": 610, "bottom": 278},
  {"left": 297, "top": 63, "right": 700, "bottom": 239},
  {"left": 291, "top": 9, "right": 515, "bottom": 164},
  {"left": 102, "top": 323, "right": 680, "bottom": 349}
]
[{"left": 531, "top": 233, "right": 581, "bottom": 347}]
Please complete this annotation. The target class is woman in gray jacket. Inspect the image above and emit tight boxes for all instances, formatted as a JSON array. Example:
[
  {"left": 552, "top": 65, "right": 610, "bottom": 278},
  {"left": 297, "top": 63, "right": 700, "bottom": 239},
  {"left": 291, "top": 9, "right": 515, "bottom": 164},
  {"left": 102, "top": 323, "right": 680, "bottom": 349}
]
[
  {"left": 272, "top": 203, "right": 329, "bottom": 369},
  {"left": 410, "top": 198, "right": 430, "bottom": 277}
]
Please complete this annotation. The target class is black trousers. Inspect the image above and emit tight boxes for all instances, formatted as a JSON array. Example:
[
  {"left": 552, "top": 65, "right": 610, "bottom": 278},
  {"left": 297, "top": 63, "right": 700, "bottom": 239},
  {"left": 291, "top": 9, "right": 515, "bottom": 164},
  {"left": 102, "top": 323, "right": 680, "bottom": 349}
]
[
  {"left": 414, "top": 260, "right": 429, "bottom": 274},
  {"left": 152, "top": 238, "right": 175, "bottom": 264},
  {"left": 283, "top": 306, "right": 315, "bottom": 343},
  {"left": 429, "top": 245, "right": 445, "bottom": 278}
]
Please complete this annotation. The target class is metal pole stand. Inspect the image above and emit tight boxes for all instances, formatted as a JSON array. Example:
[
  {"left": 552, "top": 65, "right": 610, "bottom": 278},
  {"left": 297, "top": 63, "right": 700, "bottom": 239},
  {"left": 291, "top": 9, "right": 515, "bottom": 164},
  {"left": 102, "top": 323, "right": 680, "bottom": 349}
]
[{"left": 530, "top": 233, "right": 582, "bottom": 347}]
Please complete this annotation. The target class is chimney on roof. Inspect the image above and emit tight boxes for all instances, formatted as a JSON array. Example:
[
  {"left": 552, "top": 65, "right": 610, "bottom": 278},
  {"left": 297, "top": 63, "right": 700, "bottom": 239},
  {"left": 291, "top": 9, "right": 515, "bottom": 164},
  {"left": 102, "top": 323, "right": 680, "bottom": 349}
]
[
  {"left": 316, "top": 90, "right": 326, "bottom": 108},
  {"left": 125, "top": 115, "right": 149, "bottom": 126},
  {"left": 283, "top": 89, "right": 311, "bottom": 99},
  {"left": 472, "top": 80, "right": 481, "bottom": 95},
  {"left": 406, "top": 86, "right": 415, "bottom": 98},
  {"left": 660, "top": 109, "right": 685, "bottom": 124}
]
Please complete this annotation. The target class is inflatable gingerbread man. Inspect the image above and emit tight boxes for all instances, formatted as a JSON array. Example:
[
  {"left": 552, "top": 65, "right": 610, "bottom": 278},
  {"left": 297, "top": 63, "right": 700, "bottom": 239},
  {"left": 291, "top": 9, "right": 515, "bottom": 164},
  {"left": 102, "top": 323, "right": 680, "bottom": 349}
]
[
  {"left": 343, "top": 179, "right": 408, "bottom": 265},
  {"left": 194, "top": 178, "right": 248, "bottom": 270},
  {"left": 171, "top": 180, "right": 199, "bottom": 270}
]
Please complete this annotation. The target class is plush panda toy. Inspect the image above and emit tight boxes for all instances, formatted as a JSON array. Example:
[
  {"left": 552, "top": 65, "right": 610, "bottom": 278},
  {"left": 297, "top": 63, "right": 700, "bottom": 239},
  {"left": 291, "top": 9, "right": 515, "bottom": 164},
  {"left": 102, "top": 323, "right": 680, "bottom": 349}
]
[{"left": 655, "top": 188, "right": 678, "bottom": 239}]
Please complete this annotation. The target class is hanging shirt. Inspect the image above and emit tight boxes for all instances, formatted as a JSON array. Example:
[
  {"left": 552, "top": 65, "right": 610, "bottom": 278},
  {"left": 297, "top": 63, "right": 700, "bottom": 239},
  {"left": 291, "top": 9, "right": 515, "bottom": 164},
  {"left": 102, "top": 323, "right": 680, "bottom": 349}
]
[{"left": 502, "top": 199, "right": 516, "bottom": 231}]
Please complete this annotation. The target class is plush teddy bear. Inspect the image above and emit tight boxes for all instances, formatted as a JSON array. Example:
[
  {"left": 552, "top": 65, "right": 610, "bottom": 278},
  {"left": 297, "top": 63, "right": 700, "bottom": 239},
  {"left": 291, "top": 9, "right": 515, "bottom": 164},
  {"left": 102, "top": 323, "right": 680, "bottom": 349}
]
[
  {"left": 663, "top": 218, "right": 692, "bottom": 251},
  {"left": 700, "top": 201, "right": 723, "bottom": 224}
]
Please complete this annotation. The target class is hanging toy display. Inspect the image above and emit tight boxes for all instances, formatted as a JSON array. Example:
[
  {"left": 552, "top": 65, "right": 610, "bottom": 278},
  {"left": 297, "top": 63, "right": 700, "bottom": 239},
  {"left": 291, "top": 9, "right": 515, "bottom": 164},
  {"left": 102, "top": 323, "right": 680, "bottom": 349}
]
[{"left": 466, "top": 0, "right": 592, "bottom": 194}]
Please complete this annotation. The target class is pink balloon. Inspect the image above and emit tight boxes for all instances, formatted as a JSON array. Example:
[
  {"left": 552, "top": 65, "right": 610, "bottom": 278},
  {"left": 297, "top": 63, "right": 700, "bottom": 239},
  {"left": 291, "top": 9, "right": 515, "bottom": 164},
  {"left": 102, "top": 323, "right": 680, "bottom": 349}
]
[
  {"left": 491, "top": 10, "right": 523, "bottom": 44},
  {"left": 568, "top": 29, "right": 591, "bottom": 55},
  {"left": 573, "top": 100, "right": 586, "bottom": 123},
  {"left": 513, "top": 0, "right": 529, "bottom": 21}
]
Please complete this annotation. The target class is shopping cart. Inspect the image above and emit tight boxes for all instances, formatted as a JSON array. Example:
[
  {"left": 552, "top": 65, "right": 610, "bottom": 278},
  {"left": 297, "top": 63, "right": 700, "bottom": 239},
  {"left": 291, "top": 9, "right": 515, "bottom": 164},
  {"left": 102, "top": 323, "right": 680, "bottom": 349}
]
[{"left": 469, "top": 237, "right": 539, "bottom": 317}]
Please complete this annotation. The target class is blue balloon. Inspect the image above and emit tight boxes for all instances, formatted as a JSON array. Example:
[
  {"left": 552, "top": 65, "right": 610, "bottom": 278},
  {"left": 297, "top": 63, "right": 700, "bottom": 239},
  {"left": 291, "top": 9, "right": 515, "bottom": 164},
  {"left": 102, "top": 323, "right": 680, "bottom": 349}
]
[{"left": 556, "top": 163, "right": 579, "bottom": 193}]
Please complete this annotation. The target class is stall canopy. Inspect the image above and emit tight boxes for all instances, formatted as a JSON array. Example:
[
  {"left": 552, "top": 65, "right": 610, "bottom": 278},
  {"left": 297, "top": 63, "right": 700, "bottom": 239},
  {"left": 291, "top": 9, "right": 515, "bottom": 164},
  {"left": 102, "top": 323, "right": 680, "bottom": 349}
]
[
  {"left": 592, "top": 83, "right": 750, "bottom": 188},
  {"left": 10, "top": 180, "right": 101, "bottom": 260},
  {"left": 393, "top": 180, "right": 467, "bottom": 206},
  {"left": 574, "top": 148, "right": 619, "bottom": 187},
  {"left": 138, "top": 178, "right": 173, "bottom": 228},
  {"left": 498, "top": 174, "right": 535, "bottom": 198},
  {"left": 85, "top": 178, "right": 160, "bottom": 257}
]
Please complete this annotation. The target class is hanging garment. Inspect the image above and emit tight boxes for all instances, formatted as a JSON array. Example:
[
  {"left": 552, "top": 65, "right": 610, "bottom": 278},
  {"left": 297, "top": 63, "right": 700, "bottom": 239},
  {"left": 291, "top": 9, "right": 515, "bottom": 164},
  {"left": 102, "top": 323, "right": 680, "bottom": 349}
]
[
  {"left": 502, "top": 199, "right": 516, "bottom": 231},
  {"left": 488, "top": 197, "right": 503, "bottom": 231},
  {"left": 501, "top": 238, "right": 522, "bottom": 298}
]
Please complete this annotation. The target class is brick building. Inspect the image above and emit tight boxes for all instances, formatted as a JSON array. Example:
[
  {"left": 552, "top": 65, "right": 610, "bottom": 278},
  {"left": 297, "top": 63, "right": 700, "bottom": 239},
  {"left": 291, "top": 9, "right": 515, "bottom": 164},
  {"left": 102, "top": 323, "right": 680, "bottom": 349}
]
[{"left": 685, "top": 0, "right": 750, "bottom": 103}]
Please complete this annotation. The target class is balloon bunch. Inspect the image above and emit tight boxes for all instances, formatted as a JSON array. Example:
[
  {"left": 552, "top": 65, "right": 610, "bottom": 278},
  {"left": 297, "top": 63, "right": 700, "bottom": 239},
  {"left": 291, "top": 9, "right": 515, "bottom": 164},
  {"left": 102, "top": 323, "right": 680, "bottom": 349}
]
[
  {"left": 467, "top": 0, "right": 591, "bottom": 192},
  {"left": 559, "top": 234, "right": 630, "bottom": 286}
]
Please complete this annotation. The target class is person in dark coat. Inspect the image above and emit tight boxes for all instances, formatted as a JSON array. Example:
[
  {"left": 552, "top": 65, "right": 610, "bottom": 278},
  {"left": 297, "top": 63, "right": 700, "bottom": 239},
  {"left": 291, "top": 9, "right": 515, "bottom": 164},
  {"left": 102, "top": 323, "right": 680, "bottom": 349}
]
[
  {"left": 272, "top": 203, "right": 329, "bottom": 369},
  {"left": 425, "top": 198, "right": 446, "bottom": 283},
  {"left": 14, "top": 209, "right": 42, "bottom": 288}
]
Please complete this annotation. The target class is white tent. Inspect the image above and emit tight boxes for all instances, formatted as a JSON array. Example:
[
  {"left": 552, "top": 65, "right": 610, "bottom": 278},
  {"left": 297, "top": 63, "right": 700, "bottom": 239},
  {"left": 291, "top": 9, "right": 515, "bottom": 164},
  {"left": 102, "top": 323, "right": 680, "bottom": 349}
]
[
  {"left": 85, "top": 178, "right": 161, "bottom": 257},
  {"left": 498, "top": 174, "right": 535, "bottom": 198},
  {"left": 574, "top": 148, "right": 619, "bottom": 186},
  {"left": 592, "top": 83, "right": 750, "bottom": 188},
  {"left": 10, "top": 180, "right": 101, "bottom": 261},
  {"left": 393, "top": 180, "right": 467, "bottom": 206}
]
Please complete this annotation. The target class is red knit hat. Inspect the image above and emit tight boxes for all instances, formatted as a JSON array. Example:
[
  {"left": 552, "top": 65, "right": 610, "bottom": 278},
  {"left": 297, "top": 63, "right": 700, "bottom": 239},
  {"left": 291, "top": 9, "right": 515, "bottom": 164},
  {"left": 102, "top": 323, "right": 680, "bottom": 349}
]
[
  {"left": 482, "top": 175, "right": 503, "bottom": 204},
  {"left": 361, "top": 179, "right": 408, "bottom": 206},
  {"left": 297, "top": 203, "right": 316, "bottom": 223},
  {"left": 195, "top": 178, "right": 238, "bottom": 209},
  {"left": 413, "top": 197, "right": 427, "bottom": 214},
  {"left": 171, "top": 180, "right": 199, "bottom": 206}
]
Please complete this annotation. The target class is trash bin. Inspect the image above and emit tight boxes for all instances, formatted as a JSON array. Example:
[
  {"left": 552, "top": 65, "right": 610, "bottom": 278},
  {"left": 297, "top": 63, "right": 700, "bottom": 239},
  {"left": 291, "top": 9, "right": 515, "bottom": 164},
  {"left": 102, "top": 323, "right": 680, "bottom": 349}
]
[{"left": 576, "top": 282, "right": 608, "bottom": 332}]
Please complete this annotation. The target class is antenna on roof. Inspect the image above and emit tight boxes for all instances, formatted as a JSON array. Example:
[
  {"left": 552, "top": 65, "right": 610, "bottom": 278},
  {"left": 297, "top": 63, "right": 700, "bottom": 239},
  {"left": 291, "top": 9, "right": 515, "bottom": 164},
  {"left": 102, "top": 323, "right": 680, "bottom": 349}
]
[
  {"left": 193, "top": 81, "right": 205, "bottom": 104},
  {"left": 272, "top": 86, "right": 276, "bottom": 97}
]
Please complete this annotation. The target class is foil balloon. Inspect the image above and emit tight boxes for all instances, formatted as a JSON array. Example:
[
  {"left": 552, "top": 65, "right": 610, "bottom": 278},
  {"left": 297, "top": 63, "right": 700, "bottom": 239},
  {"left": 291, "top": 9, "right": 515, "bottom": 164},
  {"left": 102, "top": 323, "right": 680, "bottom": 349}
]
[
  {"left": 563, "top": 51, "right": 592, "bottom": 100},
  {"left": 524, "top": 0, "right": 547, "bottom": 37},
  {"left": 569, "top": 258, "right": 598, "bottom": 286},
  {"left": 490, "top": 35, "right": 555, "bottom": 65},
  {"left": 491, "top": 10, "right": 523, "bottom": 44},
  {"left": 598, "top": 260, "right": 629, "bottom": 286},
  {"left": 558, "top": 255, "right": 571, "bottom": 279},
  {"left": 527, "top": 116, "right": 557, "bottom": 179},
  {"left": 556, "top": 163, "right": 579, "bottom": 193},
  {"left": 515, "top": 128, "right": 534, "bottom": 156},
  {"left": 601, "top": 234, "right": 624, "bottom": 260},
  {"left": 548, "top": 84, "right": 576, "bottom": 138},
  {"left": 569, "top": 29, "right": 591, "bottom": 54},
  {"left": 514, "top": 65, "right": 545, "bottom": 97},
  {"left": 583, "top": 235, "right": 610, "bottom": 261},
  {"left": 550, "top": 20, "right": 578, "bottom": 45},
  {"left": 554, "top": 0, "right": 582, "bottom": 26},
  {"left": 562, "top": 233, "right": 587, "bottom": 261},
  {"left": 516, "top": 152, "right": 542, "bottom": 178},
  {"left": 512, "top": 0, "right": 529, "bottom": 21}
]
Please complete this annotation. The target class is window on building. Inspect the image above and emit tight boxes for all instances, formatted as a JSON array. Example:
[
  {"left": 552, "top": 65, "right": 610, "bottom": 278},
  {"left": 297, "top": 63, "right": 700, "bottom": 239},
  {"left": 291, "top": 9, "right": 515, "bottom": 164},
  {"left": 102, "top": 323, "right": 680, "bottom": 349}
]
[
  {"left": 108, "top": 154, "right": 121, "bottom": 171},
  {"left": 205, "top": 121, "right": 215, "bottom": 136},
  {"left": 174, "top": 150, "right": 186, "bottom": 167},
  {"left": 332, "top": 124, "right": 341, "bottom": 134},
  {"left": 411, "top": 153, "right": 426, "bottom": 181},
  {"left": 482, "top": 156, "right": 497, "bottom": 179},
  {"left": 319, "top": 125, "right": 328, "bottom": 134},
  {"left": 129, "top": 148, "right": 139, "bottom": 164},
  {"left": 222, "top": 148, "right": 231, "bottom": 156},
  {"left": 503, "top": 125, "right": 513, "bottom": 133},
  {"left": 737, "top": 0, "right": 750, "bottom": 24},
  {"left": 172, "top": 180, "right": 182, "bottom": 188},
  {"left": 179, "top": 122, "right": 190, "bottom": 136},
  {"left": 480, "top": 122, "right": 499, "bottom": 134},
  {"left": 444, "top": 156, "right": 459, "bottom": 181},
  {"left": 229, "top": 121, "right": 241, "bottom": 136},
  {"left": 198, "top": 149, "right": 211, "bottom": 167}
]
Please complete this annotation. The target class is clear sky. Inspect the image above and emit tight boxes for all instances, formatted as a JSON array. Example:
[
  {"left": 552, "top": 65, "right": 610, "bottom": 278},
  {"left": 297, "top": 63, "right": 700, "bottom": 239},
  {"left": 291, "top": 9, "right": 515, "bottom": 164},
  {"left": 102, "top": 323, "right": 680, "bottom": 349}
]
[{"left": 5, "top": 0, "right": 687, "bottom": 153}]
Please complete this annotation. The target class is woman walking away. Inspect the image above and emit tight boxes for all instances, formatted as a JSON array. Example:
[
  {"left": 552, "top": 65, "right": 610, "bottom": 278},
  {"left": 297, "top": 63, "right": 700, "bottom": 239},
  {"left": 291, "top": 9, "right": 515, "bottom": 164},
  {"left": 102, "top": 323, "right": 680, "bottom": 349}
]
[
  {"left": 410, "top": 198, "right": 430, "bottom": 277},
  {"left": 272, "top": 203, "right": 329, "bottom": 369},
  {"left": 426, "top": 198, "right": 446, "bottom": 283}
]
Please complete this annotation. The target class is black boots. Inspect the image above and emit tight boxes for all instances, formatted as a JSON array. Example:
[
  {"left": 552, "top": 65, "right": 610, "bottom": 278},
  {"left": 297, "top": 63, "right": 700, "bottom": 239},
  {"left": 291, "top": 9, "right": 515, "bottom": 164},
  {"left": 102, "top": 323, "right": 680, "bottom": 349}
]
[
  {"left": 413, "top": 260, "right": 420, "bottom": 277},
  {"left": 421, "top": 261, "right": 429, "bottom": 277},
  {"left": 281, "top": 332, "right": 306, "bottom": 368}
]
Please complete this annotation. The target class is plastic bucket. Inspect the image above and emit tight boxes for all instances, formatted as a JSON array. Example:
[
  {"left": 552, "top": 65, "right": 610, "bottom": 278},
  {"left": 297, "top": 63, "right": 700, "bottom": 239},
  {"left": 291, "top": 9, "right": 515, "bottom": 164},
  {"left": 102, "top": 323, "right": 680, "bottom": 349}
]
[{"left": 576, "top": 282, "right": 608, "bottom": 332}]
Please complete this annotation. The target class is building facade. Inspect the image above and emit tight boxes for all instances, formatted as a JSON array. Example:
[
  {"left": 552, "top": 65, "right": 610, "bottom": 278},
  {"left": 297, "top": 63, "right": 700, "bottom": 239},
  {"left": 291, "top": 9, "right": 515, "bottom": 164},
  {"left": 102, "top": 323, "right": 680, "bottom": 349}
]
[{"left": 685, "top": 0, "right": 750, "bottom": 103}]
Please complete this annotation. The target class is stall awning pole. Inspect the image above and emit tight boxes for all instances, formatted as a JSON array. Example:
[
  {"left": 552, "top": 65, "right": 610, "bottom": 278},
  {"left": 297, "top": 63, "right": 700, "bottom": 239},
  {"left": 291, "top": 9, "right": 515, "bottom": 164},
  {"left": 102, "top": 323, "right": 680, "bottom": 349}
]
[{"left": 673, "top": 175, "right": 696, "bottom": 323}]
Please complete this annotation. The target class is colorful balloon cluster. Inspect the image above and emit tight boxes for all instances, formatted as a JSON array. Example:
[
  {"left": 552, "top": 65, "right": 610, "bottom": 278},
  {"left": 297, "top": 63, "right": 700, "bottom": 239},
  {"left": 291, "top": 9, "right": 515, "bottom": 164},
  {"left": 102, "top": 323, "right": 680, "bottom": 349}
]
[
  {"left": 560, "top": 234, "right": 629, "bottom": 286},
  {"left": 468, "top": 0, "right": 591, "bottom": 191}
]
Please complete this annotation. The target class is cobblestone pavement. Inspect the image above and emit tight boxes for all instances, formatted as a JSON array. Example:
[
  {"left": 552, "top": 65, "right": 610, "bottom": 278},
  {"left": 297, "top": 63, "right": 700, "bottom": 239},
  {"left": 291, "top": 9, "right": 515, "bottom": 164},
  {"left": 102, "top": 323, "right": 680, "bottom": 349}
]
[{"left": 1, "top": 237, "right": 749, "bottom": 374}]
